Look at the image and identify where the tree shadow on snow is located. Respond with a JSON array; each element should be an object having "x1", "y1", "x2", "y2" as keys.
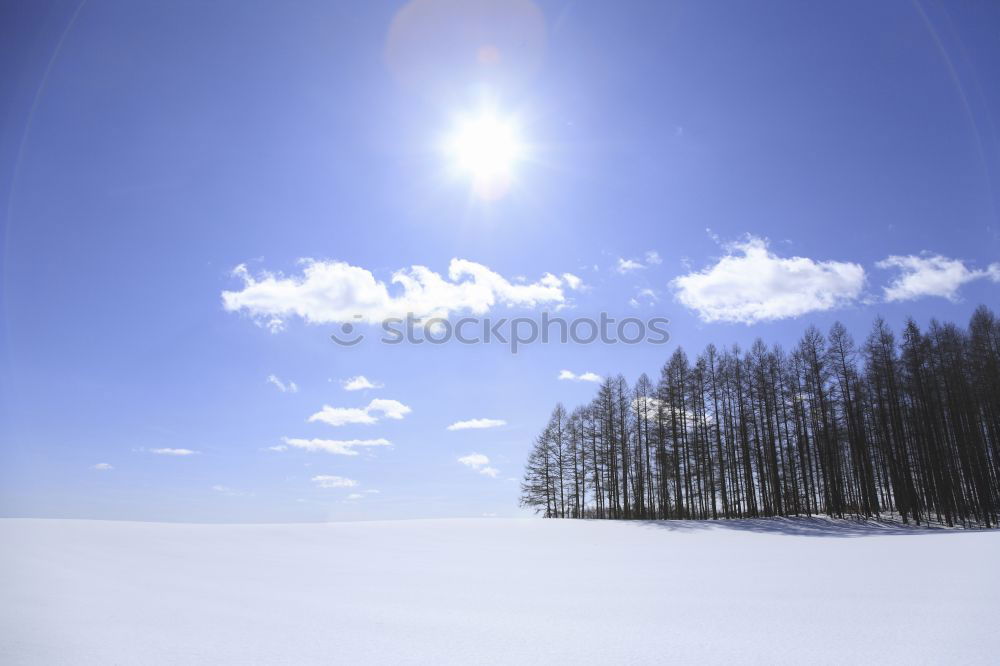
[{"x1": 631, "y1": 515, "x2": 993, "y2": 538}]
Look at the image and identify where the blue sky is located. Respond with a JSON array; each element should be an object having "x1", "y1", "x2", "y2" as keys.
[{"x1": 2, "y1": 0, "x2": 998, "y2": 522}]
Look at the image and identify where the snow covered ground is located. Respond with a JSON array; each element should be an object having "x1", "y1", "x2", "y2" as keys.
[{"x1": 1, "y1": 517, "x2": 997, "y2": 665}]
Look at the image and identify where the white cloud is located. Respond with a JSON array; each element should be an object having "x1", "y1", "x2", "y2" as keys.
[
  {"x1": 458, "y1": 453, "x2": 490, "y2": 467},
  {"x1": 616, "y1": 251, "x2": 661, "y2": 275},
  {"x1": 558, "y1": 370, "x2": 602, "y2": 383},
  {"x1": 629, "y1": 288, "x2": 658, "y2": 308},
  {"x1": 458, "y1": 453, "x2": 499, "y2": 477},
  {"x1": 150, "y1": 448, "x2": 198, "y2": 456},
  {"x1": 308, "y1": 405, "x2": 375, "y2": 427},
  {"x1": 342, "y1": 375, "x2": 382, "y2": 391},
  {"x1": 364, "y1": 489, "x2": 380, "y2": 494},
  {"x1": 211, "y1": 485, "x2": 252, "y2": 497},
  {"x1": 447, "y1": 418, "x2": 507, "y2": 431},
  {"x1": 346, "y1": 493, "x2": 364, "y2": 500},
  {"x1": 633, "y1": 395, "x2": 662, "y2": 412},
  {"x1": 91, "y1": 463, "x2": 113, "y2": 471},
  {"x1": 311, "y1": 475, "x2": 358, "y2": 488},
  {"x1": 671, "y1": 236, "x2": 865, "y2": 324},
  {"x1": 561, "y1": 273, "x2": 584, "y2": 290},
  {"x1": 307, "y1": 398, "x2": 412, "y2": 427},
  {"x1": 281, "y1": 437, "x2": 392, "y2": 456},
  {"x1": 266, "y1": 374, "x2": 298, "y2": 393},
  {"x1": 365, "y1": 398, "x2": 411, "y2": 420},
  {"x1": 616, "y1": 258, "x2": 645, "y2": 273},
  {"x1": 876, "y1": 254, "x2": 1000, "y2": 302},
  {"x1": 222, "y1": 258, "x2": 574, "y2": 330}
]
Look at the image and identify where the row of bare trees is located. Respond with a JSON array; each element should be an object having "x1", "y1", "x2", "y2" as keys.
[{"x1": 521, "y1": 307, "x2": 1000, "y2": 527}]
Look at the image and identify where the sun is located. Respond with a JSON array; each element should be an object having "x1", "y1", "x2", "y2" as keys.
[{"x1": 444, "y1": 108, "x2": 527, "y2": 200}]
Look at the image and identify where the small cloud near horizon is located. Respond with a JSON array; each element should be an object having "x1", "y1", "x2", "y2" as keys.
[
  {"x1": 876, "y1": 253, "x2": 1000, "y2": 302},
  {"x1": 558, "y1": 370, "x2": 602, "y2": 383},
  {"x1": 267, "y1": 374, "x2": 298, "y2": 393},
  {"x1": 458, "y1": 453, "x2": 500, "y2": 478},
  {"x1": 150, "y1": 448, "x2": 199, "y2": 456},
  {"x1": 616, "y1": 250, "x2": 661, "y2": 274},
  {"x1": 311, "y1": 475, "x2": 358, "y2": 488},
  {"x1": 279, "y1": 437, "x2": 392, "y2": 456},
  {"x1": 447, "y1": 418, "x2": 507, "y2": 431},
  {"x1": 342, "y1": 375, "x2": 383, "y2": 391},
  {"x1": 308, "y1": 398, "x2": 411, "y2": 427}
]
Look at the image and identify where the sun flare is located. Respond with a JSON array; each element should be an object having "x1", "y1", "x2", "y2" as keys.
[{"x1": 444, "y1": 109, "x2": 527, "y2": 200}]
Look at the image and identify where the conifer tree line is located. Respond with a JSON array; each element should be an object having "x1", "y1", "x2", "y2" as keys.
[{"x1": 520, "y1": 306, "x2": 1000, "y2": 527}]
